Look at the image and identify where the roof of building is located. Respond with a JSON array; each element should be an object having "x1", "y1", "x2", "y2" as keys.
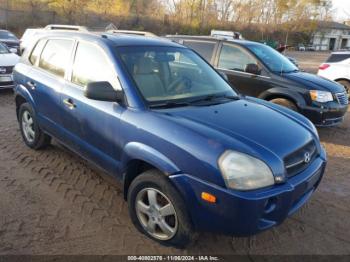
[
  {"x1": 332, "y1": 51, "x2": 350, "y2": 54},
  {"x1": 317, "y1": 21, "x2": 350, "y2": 30}
]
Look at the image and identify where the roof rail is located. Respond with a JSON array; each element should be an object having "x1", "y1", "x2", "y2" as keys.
[
  {"x1": 44, "y1": 24, "x2": 89, "y2": 32},
  {"x1": 106, "y1": 29, "x2": 157, "y2": 37}
]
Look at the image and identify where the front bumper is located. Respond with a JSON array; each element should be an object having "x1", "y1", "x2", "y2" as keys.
[
  {"x1": 300, "y1": 102, "x2": 348, "y2": 127},
  {"x1": 170, "y1": 154, "x2": 326, "y2": 236},
  {"x1": 0, "y1": 74, "x2": 14, "y2": 89}
]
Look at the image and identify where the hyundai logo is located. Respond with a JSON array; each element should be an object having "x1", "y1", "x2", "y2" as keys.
[
  {"x1": 0, "y1": 67, "x2": 6, "y2": 74},
  {"x1": 304, "y1": 152, "x2": 311, "y2": 163}
]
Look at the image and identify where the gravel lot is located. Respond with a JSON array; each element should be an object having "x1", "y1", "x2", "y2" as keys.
[
  {"x1": 285, "y1": 51, "x2": 330, "y2": 73},
  {"x1": 0, "y1": 52, "x2": 349, "y2": 255}
]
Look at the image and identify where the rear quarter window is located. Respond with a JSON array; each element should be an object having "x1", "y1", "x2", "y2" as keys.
[
  {"x1": 183, "y1": 40, "x2": 216, "y2": 62},
  {"x1": 326, "y1": 54, "x2": 350, "y2": 63},
  {"x1": 38, "y1": 39, "x2": 74, "y2": 77}
]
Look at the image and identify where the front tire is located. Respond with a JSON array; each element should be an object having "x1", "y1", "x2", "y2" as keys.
[
  {"x1": 270, "y1": 98, "x2": 298, "y2": 112},
  {"x1": 336, "y1": 80, "x2": 350, "y2": 98},
  {"x1": 127, "y1": 169, "x2": 196, "y2": 248},
  {"x1": 18, "y1": 103, "x2": 51, "y2": 150}
]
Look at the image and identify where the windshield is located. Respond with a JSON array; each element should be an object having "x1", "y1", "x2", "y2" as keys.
[
  {"x1": 117, "y1": 46, "x2": 237, "y2": 105},
  {"x1": 0, "y1": 43, "x2": 9, "y2": 54},
  {"x1": 0, "y1": 31, "x2": 18, "y2": 40},
  {"x1": 246, "y1": 43, "x2": 298, "y2": 73}
]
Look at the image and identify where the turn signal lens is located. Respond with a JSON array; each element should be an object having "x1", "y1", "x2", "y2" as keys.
[
  {"x1": 310, "y1": 90, "x2": 318, "y2": 101},
  {"x1": 201, "y1": 192, "x2": 216, "y2": 203}
]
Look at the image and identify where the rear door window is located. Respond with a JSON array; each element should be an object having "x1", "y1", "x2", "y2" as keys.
[
  {"x1": 29, "y1": 39, "x2": 46, "y2": 65},
  {"x1": 39, "y1": 39, "x2": 74, "y2": 77},
  {"x1": 183, "y1": 40, "x2": 216, "y2": 62},
  {"x1": 326, "y1": 54, "x2": 350, "y2": 63}
]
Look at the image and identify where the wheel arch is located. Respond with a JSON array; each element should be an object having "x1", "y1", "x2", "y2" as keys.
[
  {"x1": 14, "y1": 85, "x2": 36, "y2": 119},
  {"x1": 334, "y1": 78, "x2": 350, "y2": 83},
  {"x1": 259, "y1": 87, "x2": 306, "y2": 108},
  {"x1": 121, "y1": 142, "x2": 181, "y2": 200},
  {"x1": 15, "y1": 95, "x2": 27, "y2": 120}
]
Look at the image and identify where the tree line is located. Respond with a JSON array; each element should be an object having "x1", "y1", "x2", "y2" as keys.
[{"x1": 0, "y1": 0, "x2": 334, "y2": 44}]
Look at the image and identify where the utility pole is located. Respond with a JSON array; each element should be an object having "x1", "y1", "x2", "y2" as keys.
[{"x1": 5, "y1": 0, "x2": 9, "y2": 29}]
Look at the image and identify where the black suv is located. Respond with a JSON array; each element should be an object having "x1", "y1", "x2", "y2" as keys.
[{"x1": 167, "y1": 36, "x2": 348, "y2": 127}]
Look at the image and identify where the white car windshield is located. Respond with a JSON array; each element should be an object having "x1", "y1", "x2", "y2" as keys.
[
  {"x1": 0, "y1": 31, "x2": 18, "y2": 40},
  {"x1": 0, "y1": 43, "x2": 9, "y2": 54},
  {"x1": 117, "y1": 46, "x2": 238, "y2": 106}
]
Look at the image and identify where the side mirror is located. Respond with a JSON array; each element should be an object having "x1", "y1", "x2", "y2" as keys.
[
  {"x1": 84, "y1": 81, "x2": 124, "y2": 103},
  {"x1": 218, "y1": 71, "x2": 229, "y2": 81},
  {"x1": 245, "y1": 63, "x2": 261, "y2": 75}
]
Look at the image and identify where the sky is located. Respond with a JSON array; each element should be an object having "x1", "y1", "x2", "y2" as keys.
[{"x1": 332, "y1": 0, "x2": 350, "y2": 21}]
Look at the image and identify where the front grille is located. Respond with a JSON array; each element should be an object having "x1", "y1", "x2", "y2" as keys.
[
  {"x1": 0, "y1": 66, "x2": 14, "y2": 74},
  {"x1": 335, "y1": 92, "x2": 349, "y2": 105},
  {"x1": 284, "y1": 140, "x2": 318, "y2": 178},
  {"x1": 4, "y1": 42, "x2": 19, "y2": 48}
]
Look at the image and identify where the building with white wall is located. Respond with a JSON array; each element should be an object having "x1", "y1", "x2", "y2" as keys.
[{"x1": 312, "y1": 21, "x2": 350, "y2": 51}]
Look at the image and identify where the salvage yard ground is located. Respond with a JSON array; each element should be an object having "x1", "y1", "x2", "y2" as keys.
[{"x1": 0, "y1": 51, "x2": 349, "y2": 255}]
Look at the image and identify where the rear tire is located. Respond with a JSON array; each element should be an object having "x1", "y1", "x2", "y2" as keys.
[
  {"x1": 270, "y1": 98, "x2": 298, "y2": 112},
  {"x1": 18, "y1": 103, "x2": 51, "y2": 150},
  {"x1": 336, "y1": 80, "x2": 350, "y2": 98},
  {"x1": 127, "y1": 169, "x2": 196, "y2": 248}
]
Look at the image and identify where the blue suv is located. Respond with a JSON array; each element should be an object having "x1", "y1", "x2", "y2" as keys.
[{"x1": 13, "y1": 31, "x2": 326, "y2": 247}]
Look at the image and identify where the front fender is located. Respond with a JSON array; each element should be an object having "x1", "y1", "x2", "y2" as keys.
[
  {"x1": 121, "y1": 142, "x2": 180, "y2": 175},
  {"x1": 259, "y1": 87, "x2": 306, "y2": 108}
]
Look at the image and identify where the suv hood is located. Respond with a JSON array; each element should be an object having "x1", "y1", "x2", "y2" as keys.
[
  {"x1": 282, "y1": 71, "x2": 344, "y2": 93},
  {"x1": 160, "y1": 99, "x2": 314, "y2": 159},
  {"x1": 0, "y1": 53, "x2": 19, "y2": 66}
]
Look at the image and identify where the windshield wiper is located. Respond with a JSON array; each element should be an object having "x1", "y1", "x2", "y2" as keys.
[
  {"x1": 190, "y1": 94, "x2": 240, "y2": 104},
  {"x1": 149, "y1": 94, "x2": 240, "y2": 109},
  {"x1": 149, "y1": 101, "x2": 191, "y2": 109},
  {"x1": 279, "y1": 69, "x2": 299, "y2": 74}
]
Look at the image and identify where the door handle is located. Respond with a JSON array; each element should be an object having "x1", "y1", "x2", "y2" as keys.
[
  {"x1": 27, "y1": 81, "x2": 36, "y2": 90},
  {"x1": 63, "y1": 98, "x2": 76, "y2": 110}
]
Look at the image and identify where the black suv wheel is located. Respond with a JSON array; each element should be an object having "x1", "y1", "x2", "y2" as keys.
[{"x1": 270, "y1": 98, "x2": 298, "y2": 112}]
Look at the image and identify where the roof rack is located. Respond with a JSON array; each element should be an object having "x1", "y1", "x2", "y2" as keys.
[
  {"x1": 106, "y1": 29, "x2": 157, "y2": 37},
  {"x1": 44, "y1": 24, "x2": 89, "y2": 32}
]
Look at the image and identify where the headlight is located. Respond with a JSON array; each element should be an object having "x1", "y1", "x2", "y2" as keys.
[
  {"x1": 310, "y1": 90, "x2": 333, "y2": 103},
  {"x1": 218, "y1": 151, "x2": 274, "y2": 191}
]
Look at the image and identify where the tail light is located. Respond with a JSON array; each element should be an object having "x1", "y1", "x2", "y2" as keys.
[{"x1": 319, "y1": 64, "x2": 330, "y2": 70}]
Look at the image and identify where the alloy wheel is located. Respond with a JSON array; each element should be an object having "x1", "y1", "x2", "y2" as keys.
[
  {"x1": 135, "y1": 188, "x2": 178, "y2": 240},
  {"x1": 22, "y1": 110, "x2": 35, "y2": 143}
]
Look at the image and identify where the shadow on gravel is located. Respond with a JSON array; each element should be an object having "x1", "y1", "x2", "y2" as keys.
[
  {"x1": 318, "y1": 125, "x2": 350, "y2": 148},
  {"x1": 0, "y1": 89, "x2": 14, "y2": 95}
]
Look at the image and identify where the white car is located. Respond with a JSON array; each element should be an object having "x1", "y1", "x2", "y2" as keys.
[
  {"x1": 0, "y1": 42, "x2": 20, "y2": 89},
  {"x1": 20, "y1": 25, "x2": 88, "y2": 54},
  {"x1": 20, "y1": 28, "x2": 45, "y2": 54},
  {"x1": 317, "y1": 51, "x2": 350, "y2": 95}
]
